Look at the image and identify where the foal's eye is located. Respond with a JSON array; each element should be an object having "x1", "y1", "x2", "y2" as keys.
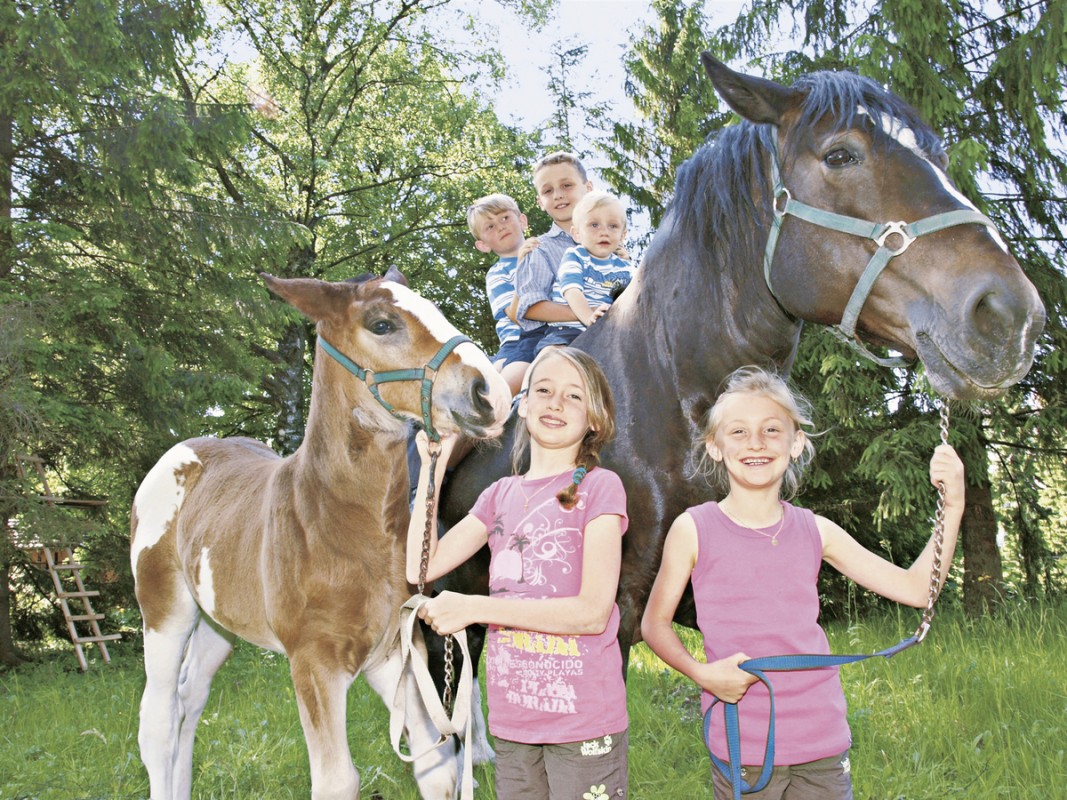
[
  {"x1": 825, "y1": 148, "x2": 858, "y2": 168},
  {"x1": 367, "y1": 319, "x2": 396, "y2": 336}
]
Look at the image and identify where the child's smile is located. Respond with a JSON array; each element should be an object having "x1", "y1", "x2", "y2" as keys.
[{"x1": 708, "y1": 393, "x2": 805, "y2": 490}]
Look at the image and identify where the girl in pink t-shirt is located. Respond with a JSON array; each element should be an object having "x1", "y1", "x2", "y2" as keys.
[
  {"x1": 641, "y1": 366, "x2": 965, "y2": 800},
  {"x1": 407, "y1": 347, "x2": 629, "y2": 800}
]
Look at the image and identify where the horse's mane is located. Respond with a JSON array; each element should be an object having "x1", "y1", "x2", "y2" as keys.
[{"x1": 669, "y1": 69, "x2": 945, "y2": 271}]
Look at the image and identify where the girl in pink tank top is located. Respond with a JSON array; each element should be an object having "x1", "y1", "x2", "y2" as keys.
[{"x1": 641, "y1": 366, "x2": 965, "y2": 799}]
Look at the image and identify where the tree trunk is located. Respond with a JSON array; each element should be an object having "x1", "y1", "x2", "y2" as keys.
[
  {"x1": 0, "y1": 108, "x2": 13, "y2": 279},
  {"x1": 0, "y1": 560, "x2": 28, "y2": 667},
  {"x1": 269, "y1": 320, "x2": 307, "y2": 456},
  {"x1": 961, "y1": 480, "x2": 1004, "y2": 617}
]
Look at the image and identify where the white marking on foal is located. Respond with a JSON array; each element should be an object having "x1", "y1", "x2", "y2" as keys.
[
  {"x1": 384, "y1": 281, "x2": 496, "y2": 371},
  {"x1": 196, "y1": 548, "x2": 217, "y2": 618},
  {"x1": 131, "y1": 443, "x2": 200, "y2": 573}
]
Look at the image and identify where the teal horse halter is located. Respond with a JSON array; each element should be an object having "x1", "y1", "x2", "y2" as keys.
[
  {"x1": 317, "y1": 334, "x2": 470, "y2": 442},
  {"x1": 763, "y1": 127, "x2": 1001, "y2": 367}
]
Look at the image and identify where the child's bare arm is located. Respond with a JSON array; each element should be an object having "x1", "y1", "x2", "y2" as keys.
[
  {"x1": 563, "y1": 288, "x2": 596, "y2": 326},
  {"x1": 821, "y1": 443, "x2": 965, "y2": 607},
  {"x1": 642, "y1": 516, "x2": 758, "y2": 702}
]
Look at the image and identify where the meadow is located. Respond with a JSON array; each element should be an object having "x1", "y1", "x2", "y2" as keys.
[{"x1": 1, "y1": 603, "x2": 1063, "y2": 799}]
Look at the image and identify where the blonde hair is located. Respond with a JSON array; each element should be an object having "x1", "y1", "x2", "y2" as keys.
[
  {"x1": 532, "y1": 151, "x2": 588, "y2": 182},
  {"x1": 572, "y1": 191, "x2": 627, "y2": 230},
  {"x1": 466, "y1": 193, "x2": 521, "y2": 239},
  {"x1": 697, "y1": 365, "x2": 816, "y2": 500},
  {"x1": 511, "y1": 348, "x2": 616, "y2": 509}
]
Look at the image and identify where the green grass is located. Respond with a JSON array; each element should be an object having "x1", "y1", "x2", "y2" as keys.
[{"x1": 2, "y1": 603, "x2": 1064, "y2": 799}]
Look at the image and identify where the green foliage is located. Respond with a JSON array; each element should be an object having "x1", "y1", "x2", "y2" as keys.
[
  {"x1": 180, "y1": 0, "x2": 551, "y2": 451},
  {"x1": 598, "y1": 0, "x2": 728, "y2": 240}
]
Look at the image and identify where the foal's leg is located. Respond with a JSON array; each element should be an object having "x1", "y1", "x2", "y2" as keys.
[
  {"x1": 467, "y1": 680, "x2": 495, "y2": 766},
  {"x1": 172, "y1": 617, "x2": 236, "y2": 799},
  {"x1": 138, "y1": 585, "x2": 201, "y2": 800},
  {"x1": 363, "y1": 645, "x2": 459, "y2": 800},
  {"x1": 289, "y1": 653, "x2": 361, "y2": 800}
]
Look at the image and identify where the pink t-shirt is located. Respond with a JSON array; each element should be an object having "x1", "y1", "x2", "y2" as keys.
[
  {"x1": 690, "y1": 501, "x2": 851, "y2": 765},
  {"x1": 470, "y1": 466, "x2": 629, "y2": 744}
]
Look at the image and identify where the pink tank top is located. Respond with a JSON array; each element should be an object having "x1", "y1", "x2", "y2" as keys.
[{"x1": 690, "y1": 501, "x2": 851, "y2": 765}]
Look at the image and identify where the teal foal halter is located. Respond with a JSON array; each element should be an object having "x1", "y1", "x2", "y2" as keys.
[
  {"x1": 317, "y1": 334, "x2": 470, "y2": 442},
  {"x1": 762, "y1": 128, "x2": 1002, "y2": 367}
]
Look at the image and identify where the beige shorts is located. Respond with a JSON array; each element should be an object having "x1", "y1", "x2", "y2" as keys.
[
  {"x1": 711, "y1": 750, "x2": 853, "y2": 800},
  {"x1": 495, "y1": 729, "x2": 628, "y2": 800}
]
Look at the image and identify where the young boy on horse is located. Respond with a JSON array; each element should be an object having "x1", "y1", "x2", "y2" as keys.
[
  {"x1": 467, "y1": 193, "x2": 534, "y2": 396},
  {"x1": 512, "y1": 151, "x2": 593, "y2": 354}
]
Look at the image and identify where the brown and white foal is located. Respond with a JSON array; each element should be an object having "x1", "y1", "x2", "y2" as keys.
[{"x1": 131, "y1": 269, "x2": 510, "y2": 800}]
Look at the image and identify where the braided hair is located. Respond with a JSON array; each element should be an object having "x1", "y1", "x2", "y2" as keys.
[{"x1": 511, "y1": 347, "x2": 616, "y2": 509}]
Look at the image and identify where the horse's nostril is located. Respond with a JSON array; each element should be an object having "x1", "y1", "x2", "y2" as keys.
[
  {"x1": 470, "y1": 376, "x2": 490, "y2": 410},
  {"x1": 969, "y1": 286, "x2": 1016, "y2": 339}
]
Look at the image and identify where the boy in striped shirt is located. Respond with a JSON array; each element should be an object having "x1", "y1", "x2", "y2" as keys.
[{"x1": 468, "y1": 193, "x2": 537, "y2": 395}]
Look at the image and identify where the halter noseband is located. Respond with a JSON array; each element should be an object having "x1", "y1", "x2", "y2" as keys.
[
  {"x1": 763, "y1": 127, "x2": 1000, "y2": 368},
  {"x1": 317, "y1": 334, "x2": 470, "y2": 442}
]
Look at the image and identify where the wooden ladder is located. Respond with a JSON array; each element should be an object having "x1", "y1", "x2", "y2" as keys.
[
  {"x1": 15, "y1": 455, "x2": 120, "y2": 671},
  {"x1": 35, "y1": 545, "x2": 122, "y2": 671}
]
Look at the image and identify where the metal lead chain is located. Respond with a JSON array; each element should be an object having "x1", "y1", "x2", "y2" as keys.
[
  {"x1": 915, "y1": 401, "x2": 950, "y2": 642},
  {"x1": 417, "y1": 444, "x2": 455, "y2": 714},
  {"x1": 417, "y1": 447, "x2": 440, "y2": 597}
]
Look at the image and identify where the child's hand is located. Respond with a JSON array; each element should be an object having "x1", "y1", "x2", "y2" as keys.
[
  {"x1": 695, "y1": 652, "x2": 758, "y2": 704},
  {"x1": 613, "y1": 244, "x2": 630, "y2": 261},
  {"x1": 518, "y1": 237, "x2": 542, "y2": 261},
  {"x1": 414, "y1": 430, "x2": 459, "y2": 465},
  {"x1": 588, "y1": 303, "x2": 611, "y2": 324},
  {"x1": 417, "y1": 590, "x2": 475, "y2": 635},
  {"x1": 930, "y1": 443, "x2": 965, "y2": 510}
]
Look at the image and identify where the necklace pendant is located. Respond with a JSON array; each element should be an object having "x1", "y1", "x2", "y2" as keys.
[{"x1": 772, "y1": 538, "x2": 779, "y2": 546}]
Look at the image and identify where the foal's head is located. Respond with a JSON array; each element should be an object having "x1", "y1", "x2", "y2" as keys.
[{"x1": 262, "y1": 268, "x2": 511, "y2": 440}]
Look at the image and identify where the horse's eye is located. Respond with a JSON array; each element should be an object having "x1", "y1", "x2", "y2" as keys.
[
  {"x1": 825, "y1": 148, "x2": 857, "y2": 168},
  {"x1": 367, "y1": 319, "x2": 396, "y2": 336}
]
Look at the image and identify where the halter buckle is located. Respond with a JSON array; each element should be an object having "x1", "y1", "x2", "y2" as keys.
[
  {"x1": 773, "y1": 186, "x2": 791, "y2": 219},
  {"x1": 875, "y1": 221, "x2": 915, "y2": 255}
]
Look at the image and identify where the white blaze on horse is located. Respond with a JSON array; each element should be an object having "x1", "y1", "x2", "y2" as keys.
[{"x1": 131, "y1": 268, "x2": 511, "y2": 800}]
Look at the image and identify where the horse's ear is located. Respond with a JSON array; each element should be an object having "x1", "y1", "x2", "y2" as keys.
[
  {"x1": 701, "y1": 52, "x2": 798, "y2": 126},
  {"x1": 383, "y1": 266, "x2": 408, "y2": 287},
  {"x1": 260, "y1": 272, "x2": 349, "y2": 322}
]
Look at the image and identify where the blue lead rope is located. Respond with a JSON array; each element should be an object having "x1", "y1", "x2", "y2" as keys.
[{"x1": 704, "y1": 634, "x2": 922, "y2": 799}]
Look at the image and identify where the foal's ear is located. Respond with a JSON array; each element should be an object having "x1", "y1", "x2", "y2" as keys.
[
  {"x1": 701, "y1": 52, "x2": 798, "y2": 126},
  {"x1": 383, "y1": 266, "x2": 409, "y2": 287},
  {"x1": 260, "y1": 273, "x2": 351, "y2": 322}
]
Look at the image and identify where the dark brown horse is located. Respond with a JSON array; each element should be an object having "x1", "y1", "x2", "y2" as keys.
[
  {"x1": 131, "y1": 269, "x2": 512, "y2": 800},
  {"x1": 434, "y1": 55, "x2": 1045, "y2": 752}
]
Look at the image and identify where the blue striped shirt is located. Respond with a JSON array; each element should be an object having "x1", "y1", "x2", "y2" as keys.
[
  {"x1": 486, "y1": 257, "x2": 521, "y2": 344},
  {"x1": 551, "y1": 246, "x2": 635, "y2": 329}
]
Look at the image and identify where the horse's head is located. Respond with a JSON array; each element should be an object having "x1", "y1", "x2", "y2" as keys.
[
  {"x1": 261, "y1": 269, "x2": 511, "y2": 440},
  {"x1": 702, "y1": 54, "x2": 1045, "y2": 400}
]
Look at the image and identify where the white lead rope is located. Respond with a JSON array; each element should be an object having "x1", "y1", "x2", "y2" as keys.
[{"x1": 389, "y1": 593, "x2": 475, "y2": 800}]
